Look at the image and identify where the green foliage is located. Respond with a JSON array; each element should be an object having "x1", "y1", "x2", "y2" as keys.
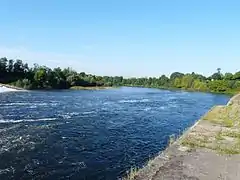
[
  {"x1": 224, "y1": 73, "x2": 233, "y2": 80},
  {"x1": 193, "y1": 79, "x2": 208, "y2": 91},
  {"x1": 173, "y1": 78, "x2": 182, "y2": 88},
  {"x1": 120, "y1": 71, "x2": 240, "y2": 94},
  {"x1": 170, "y1": 72, "x2": 184, "y2": 80},
  {"x1": 0, "y1": 57, "x2": 111, "y2": 89},
  {"x1": 233, "y1": 71, "x2": 240, "y2": 80},
  {"x1": 207, "y1": 80, "x2": 229, "y2": 92},
  {"x1": 181, "y1": 75, "x2": 194, "y2": 89},
  {"x1": 209, "y1": 73, "x2": 222, "y2": 80},
  {"x1": 0, "y1": 57, "x2": 239, "y2": 93}
]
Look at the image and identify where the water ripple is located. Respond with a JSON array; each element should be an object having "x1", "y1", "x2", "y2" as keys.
[{"x1": 0, "y1": 87, "x2": 230, "y2": 179}]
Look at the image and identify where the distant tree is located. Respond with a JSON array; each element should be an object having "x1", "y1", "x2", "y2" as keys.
[
  {"x1": 208, "y1": 80, "x2": 228, "y2": 92},
  {"x1": 79, "y1": 72, "x2": 86, "y2": 77},
  {"x1": 158, "y1": 75, "x2": 169, "y2": 86},
  {"x1": 0, "y1": 56, "x2": 239, "y2": 94},
  {"x1": 181, "y1": 75, "x2": 194, "y2": 89},
  {"x1": 209, "y1": 73, "x2": 222, "y2": 80},
  {"x1": 173, "y1": 78, "x2": 182, "y2": 88},
  {"x1": 0, "y1": 57, "x2": 8, "y2": 74},
  {"x1": 217, "y1": 68, "x2": 221, "y2": 74},
  {"x1": 193, "y1": 79, "x2": 208, "y2": 91},
  {"x1": 34, "y1": 67, "x2": 49, "y2": 88},
  {"x1": 170, "y1": 72, "x2": 184, "y2": 80},
  {"x1": 233, "y1": 71, "x2": 240, "y2": 80},
  {"x1": 224, "y1": 73, "x2": 233, "y2": 80},
  {"x1": 7, "y1": 59, "x2": 14, "y2": 73}
]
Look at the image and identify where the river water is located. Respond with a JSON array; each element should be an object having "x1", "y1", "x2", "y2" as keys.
[{"x1": 0, "y1": 87, "x2": 230, "y2": 180}]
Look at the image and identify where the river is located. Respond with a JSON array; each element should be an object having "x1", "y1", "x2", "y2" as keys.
[{"x1": 0, "y1": 87, "x2": 230, "y2": 180}]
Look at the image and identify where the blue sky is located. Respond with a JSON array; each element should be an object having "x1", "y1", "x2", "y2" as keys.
[{"x1": 0, "y1": 0, "x2": 239, "y2": 77}]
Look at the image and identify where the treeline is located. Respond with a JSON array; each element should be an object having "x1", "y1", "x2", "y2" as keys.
[
  {"x1": 0, "y1": 57, "x2": 108, "y2": 89},
  {"x1": 0, "y1": 57, "x2": 240, "y2": 93},
  {"x1": 121, "y1": 71, "x2": 240, "y2": 94}
]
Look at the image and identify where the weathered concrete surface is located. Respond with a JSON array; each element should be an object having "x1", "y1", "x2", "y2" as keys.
[
  {"x1": 228, "y1": 94, "x2": 240, "y2": 105},
  {"x1": 133, "y1": 94, "x2": 240, "y2": 180}
]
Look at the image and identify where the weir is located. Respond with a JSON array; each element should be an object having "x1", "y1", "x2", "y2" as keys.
[{"x1": 0, "y1": 83, "x2": 24, "y2": 92}]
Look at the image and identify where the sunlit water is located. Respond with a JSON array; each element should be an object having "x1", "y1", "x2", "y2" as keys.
[{"x1": 0, "y1": 87, "x2": 230, "y2": 180}]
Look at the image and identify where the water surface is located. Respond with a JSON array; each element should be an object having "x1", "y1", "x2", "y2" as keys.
[{"x1": 0, "y1": 87, "x2": 230, "y2": 179}]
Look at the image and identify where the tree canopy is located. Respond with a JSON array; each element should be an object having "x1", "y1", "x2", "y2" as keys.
[{"x1": 0, "y1": 57, "x2": 239, "y2": 94}]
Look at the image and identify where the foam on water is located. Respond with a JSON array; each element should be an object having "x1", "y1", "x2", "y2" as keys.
[
  {"x1": 0, "y1": 118, "x2": 57, "y2": 124},
  {"x1": 0, "y1": 86, "x2": 19, "y2": 93},
  {"x1": 3, "y1": 102, "x2": 55, "y2": 106},
  {"x1": 119, "y1": 99, "x2": 149, "y2": 103},
  {"x1": 4, "y1": 102, "x2": 33, "y2": 106},
  {"x1": 0, "y1": 87, "x2": 230, "y2": 180},
  {"x1": 59, "y1": 114, "x2": 72, "y2": 119},
  {"x1": 144, "y1": 107, "x2": 151, "y2": 111},
  {"x1": 82, "y1": 111, "x2": 95, "y2": 115},
  {"x1": 69, "y1": 112, "x2": 80, "y2": 116},
  {"x1": 159, "y1": 106, "x2": 166, "y2": 110},
  {"x1": 0, "y1": 167, "x2": 15, "y2": 175}
]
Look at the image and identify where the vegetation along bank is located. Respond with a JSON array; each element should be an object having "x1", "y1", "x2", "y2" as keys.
[{"x1": 0, "y1": 57, "x2": 240, "y2": 94}]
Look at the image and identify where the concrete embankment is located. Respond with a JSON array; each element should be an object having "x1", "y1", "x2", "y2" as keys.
[
  {"x1": 0, "y1": 83, "x2": 24, "y2": 92},
  {"x1": 129, "y1": 94, "x2": 240, "y2": 180}
]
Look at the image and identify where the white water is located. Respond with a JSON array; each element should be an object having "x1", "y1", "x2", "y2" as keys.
[
  {"x1": 0, "y1": 85, "x2": 19, "y2": 93},
  {"x1": 0, "y1": 118, "x2": 57, "y2": 124}
]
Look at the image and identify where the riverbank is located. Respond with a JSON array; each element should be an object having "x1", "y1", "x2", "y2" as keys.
[
  {"x1": 0, "y1": 82, "x2": 114, "y2": 91},
  {"x1": 126, "y1": 85, "x2": 239, "y2": 95},
  {"x1": 126, "y1": 94, "x2": 240, "y2": 180}
]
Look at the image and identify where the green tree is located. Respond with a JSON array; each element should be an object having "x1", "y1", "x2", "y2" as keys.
[
  {"x1": 193, "y1": 79, "x2": 208, "y2": 91},
  {"x1": 233, "y1": 72, "x2": 240, "y2": 80},
  {"x1": 224, "y1": 73, "x2": 233, "y2": 80},
  {"x1": 181, "y1": 75, "x2": 194, "y2": 89},
  {"x1": 7, "y1": 59, "x2": 14, "y2": 73},
  {"x1": 34, "y1": 67, "x2": 48, "y2": 88},
  {"x1": 209, "y1": 73, "x2": 222, "y2": 80},
  {"x1": 170, "y1": 72, "x2": 184, "y2": 80},
  {"x1": 173, "y1": 78, "x2": 182, "y2": 88}
]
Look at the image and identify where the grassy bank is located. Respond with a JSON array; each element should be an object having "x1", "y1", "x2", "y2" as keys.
[{"x1": 181, "y1": 99, "x2": 240, "y2": 154}]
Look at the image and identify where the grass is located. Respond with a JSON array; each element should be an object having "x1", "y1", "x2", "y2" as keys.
[
  {"x1": 215, "y1": 132, "x2": 225, "y2": 141},
  {"x1": 220, "y1": 131, "x2": 240, "y2": 139},
  {"x1": 180, "y1": 125, "x2": 240, "y2": 155},
  {"x1": 181, "y1": 135, "x2": 210, "y2": 149},
  {"x1": 202, "y1": 105, "x2": 240, "y2": 128},
  {"x1": 123, "y1": 167, "x2": 139, "y2": 180},
  {"x1": 180, "y1": 97, "x2": 240, "y2": 155},
  {"x1": 181, "y1": 133, "x2": 240, "y2": 155},
  {"x1": 217, "y1": 146, "x2": 240, "y2": 155},
  {"x1": 169, "y1": 134, "x2": 177, "y2": 145}
]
